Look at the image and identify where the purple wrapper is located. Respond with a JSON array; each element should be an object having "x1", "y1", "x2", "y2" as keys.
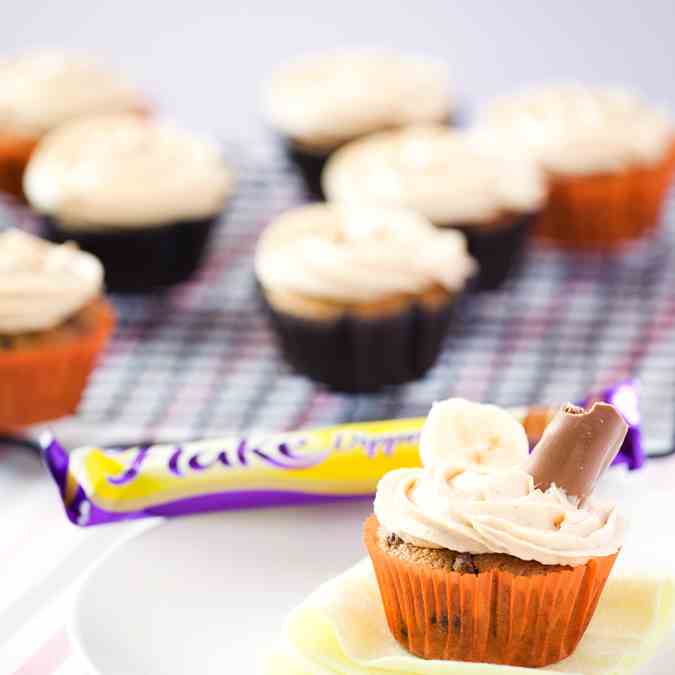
[
  {"x1": 584, "y1": 380, "x2": 645, "y2": 470},
  {"x1": 41, "y1": 382, "x2": 645, "y2": 527}
]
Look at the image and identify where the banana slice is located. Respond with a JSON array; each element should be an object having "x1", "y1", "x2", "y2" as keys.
[{"x1": 419, "y1": 398, "x2": 530, "y2": 469}]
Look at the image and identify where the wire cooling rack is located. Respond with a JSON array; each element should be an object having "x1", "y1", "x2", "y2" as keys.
[{"x1": 2, "y1": 142, "x2": 675, "y2": 455}]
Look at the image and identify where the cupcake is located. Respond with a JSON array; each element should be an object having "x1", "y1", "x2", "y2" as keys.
[
  {"x1": 323, "y1": 125, "x2": 547, "y2": 289},
  {"x1": 255, "y1": 203, "x2": 476, "y2": 392},
  {"x1": 0, "y1": 229, "x2": 114, "y2": 429},
  {"x1": 480, "y1": 84, "x2": 675, "y2": 249},
  {"x1": 0, "y1": 50, "x2": 147, "y2": 200},
  {"x1": 23, "y1": 114, "x2": 235, "y2": 292},
  {"x1": 262, "y1": 49, "x2": 455, "y2": 199},
  {"x1": 364, "y1": 398, "x2": 627, "y2": 667}
]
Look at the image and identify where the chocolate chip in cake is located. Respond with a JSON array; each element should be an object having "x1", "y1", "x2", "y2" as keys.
[
  {"x1": 0, "y1": 336, "x2": 14, "y2": 350},
  {"x1": 386, "y1": 532, "x2": 403, "y2": 546},
  {"x1": 452, "y1": 553, "x2": 478, "y2": 574}
]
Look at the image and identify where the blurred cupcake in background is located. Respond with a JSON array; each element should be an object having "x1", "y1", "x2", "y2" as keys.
[
  {"x1": 255, "y1": 203, "x2": 476, "y2": 392},
  {"x1": 0, "y1": 50, "x2": 148, "y2": 200},
  {"x1": 24, "y1": 114, "x2": 235, "y2": 292},
  {"x1": 480, "y1": 84, "x2": 675, "y2": 249},
  {"x1": 323, "y1": 125, "x2": 546, "y2": 289},
  {"x1": 262, "y1": 49, "x2": 455, "y2": 199},
  {"x1": 0, "y1": 229, "x2": 114, "y2": 429}
]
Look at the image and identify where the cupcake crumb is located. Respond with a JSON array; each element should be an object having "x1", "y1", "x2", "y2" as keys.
[{"x1": 377, "y1": 523, "x2": 571, "y2": 575}]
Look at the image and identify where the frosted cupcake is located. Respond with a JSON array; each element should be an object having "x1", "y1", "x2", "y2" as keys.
[
  {"x1": 24, "y1": 114, "x2": 235, "y2": 292},
  {"x1": 0, "y1": 50, "x2": 147, "y2": 200},
  {"x1": 323, "y1": 125, "x2": 546, "y2": 289},
  {"x1": 262, "y1": 49, "x2": 455, "y2": 199},
  {"x1": 480, "y1": 84, "x2": 675, "y2": 249},
  {"x1": 365, "y1": 398, "x2": 627, "y2": 667},
  {"x1": 0, "y1": 229, "x2": 114, "y2": 428},
  {"x1": 255, "y1": 203, "x2": 476, "y2": 392}
]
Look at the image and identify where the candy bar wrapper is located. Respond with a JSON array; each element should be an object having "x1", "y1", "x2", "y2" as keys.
[{"x1": 43, "y1": 382, "x2": 644, "y2": 527}]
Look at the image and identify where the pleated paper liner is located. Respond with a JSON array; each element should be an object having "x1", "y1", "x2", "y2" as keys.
[
  {"x1": 260, "y1": 287, "x2": 458, "y2": 393},
  {"x1": 0, "y1": 133, "x2": 38, "y2": 200},
  {"x1": 364, "y1": 515, "x2": 618, "y2": 668},
  {"x1": 283, "y1": 138, "x2": 331, "y2": 200},
  {"x1": 0, "y1": 298, "x2": 115, "y2": 429},
  {"x1": 446, "y1": 212, "x2": 535, "y2": 291},
  {"x1": 42, "y1": 211, "x2": 224, "y2": 293},
  {"x1": 534, "y1": 141, "x2": 675, "y2": 250}
]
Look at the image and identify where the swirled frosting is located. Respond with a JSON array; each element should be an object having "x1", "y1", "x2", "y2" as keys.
[
  {"x1": 262, "y1": 49, "x2": 454, "y2": 149},
  {"x1": 0, "y1": 50, "x2": 146, "y2": 137},
  {"x1": 24, "y1": 114, "x2": 234, "y2": 229},
  {"x1": 374, "y1": 398, "x2": 624, "y2": 566},
  {"x1": 0, "y1": 229, "x2": 103, "y2": 334},
  {"x1": 480, "y1": 84, "x2": 674, "y2": 175},
  {"x1": 255, "y1": 204, "x2": 476, "y2": 304},
  {"x1": 323, "y1": 126, "x2": 546, "y2": 225}
]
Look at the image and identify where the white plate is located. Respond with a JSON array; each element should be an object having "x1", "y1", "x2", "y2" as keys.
[
  {"x1": 70, "y1": 494, "x2": 675, "y2": 675},
  {"x1": 70, "y1": 501, "x2": 373, "y2": 675}
]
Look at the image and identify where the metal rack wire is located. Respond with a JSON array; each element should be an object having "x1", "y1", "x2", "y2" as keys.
[{"x1": 2, "y1": 143, "x2": 674, "y2": 455}]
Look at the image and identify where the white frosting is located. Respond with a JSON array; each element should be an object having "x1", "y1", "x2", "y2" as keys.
[
  {"x1": 262, "y1": 49, "x2": 454, "y2": 148},
  {"x1": 0, "y1": 50, "x2": 146, "y2": 137},
  {"x1": 374, "y1": 398, "x2": 624, "y2": 566},
  {"x1": 481, "y1": 84, "x2": 675, "y2": 175},
  {"x1": 323, "y1": 126, "x2": 547, "y2": 225},
  {"x1": 0, "y1": 229, "x2": 103, "y2": 334},
  {"x1": 23, "y1": 114, "x2": 235, "y2": 229},
  {"x1": 255, "y1": 204, "x2": 476, "y2": 304}
]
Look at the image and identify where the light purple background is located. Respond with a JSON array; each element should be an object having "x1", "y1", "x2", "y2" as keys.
[{"x1": 3, "y1": 1, "x2": 674, "y2": 140}]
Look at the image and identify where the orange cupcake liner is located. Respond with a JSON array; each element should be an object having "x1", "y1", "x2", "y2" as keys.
[
  {"x1": 0, "y1": 133, "x2": 39, "y2": 200},
  {"x1": 534, "y1": 140, "x2": 675, "y2": 250},
  {"x1": 364, "y1": 515, "x2": 618, "y2": 668},
  {"x1": 0, "y1": 299, "x2": 116, "y2": 430}
]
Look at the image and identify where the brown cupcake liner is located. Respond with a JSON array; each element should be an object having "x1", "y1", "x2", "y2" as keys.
[
  {"x1": 283, "y1": 139, "x2": 330, "y2": 200},
  {"x1": 43, "y1": 212, "x2": 223, "y2": 293},
  {"x1": 535, "y1": 141, "x2": 675, "y2": 250},
  {"x1": 260, "y1": 289, "x2": 458, "y2": 393},
  {"x1": 364, "y1": 515, "x2": 618, "y2": 668},
  {"x1": 0, "y1": 299, "x2": 115, "y2": 429},
  {"x1": 441, "y1": 213, "x2": 535, "y2": 290},
  {"x1": 0, "y1": 133, "x2": 39, "y2": 200}
]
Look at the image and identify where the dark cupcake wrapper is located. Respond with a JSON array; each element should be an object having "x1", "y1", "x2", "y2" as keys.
[
  {"x1": 444, "y1": 212, "x2": 536, "y2": 291},
  {"x1": 283, "y1": 140, "x2": 330, "y2": 201},
  {"x1": 42, "y1": 212, "x2": 225, "y2": 293},
  {"x1": 260, "y1": 287, "x2": 457, "y2": 393}
]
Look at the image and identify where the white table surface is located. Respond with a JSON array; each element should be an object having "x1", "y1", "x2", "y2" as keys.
[{"x1": 0, "y1": 441, "x2": 673, "y2": 675}]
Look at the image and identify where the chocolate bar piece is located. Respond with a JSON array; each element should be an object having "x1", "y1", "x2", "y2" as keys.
[{"x1": 528, "y1": 402, "x2": 628, "y2": 500}]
